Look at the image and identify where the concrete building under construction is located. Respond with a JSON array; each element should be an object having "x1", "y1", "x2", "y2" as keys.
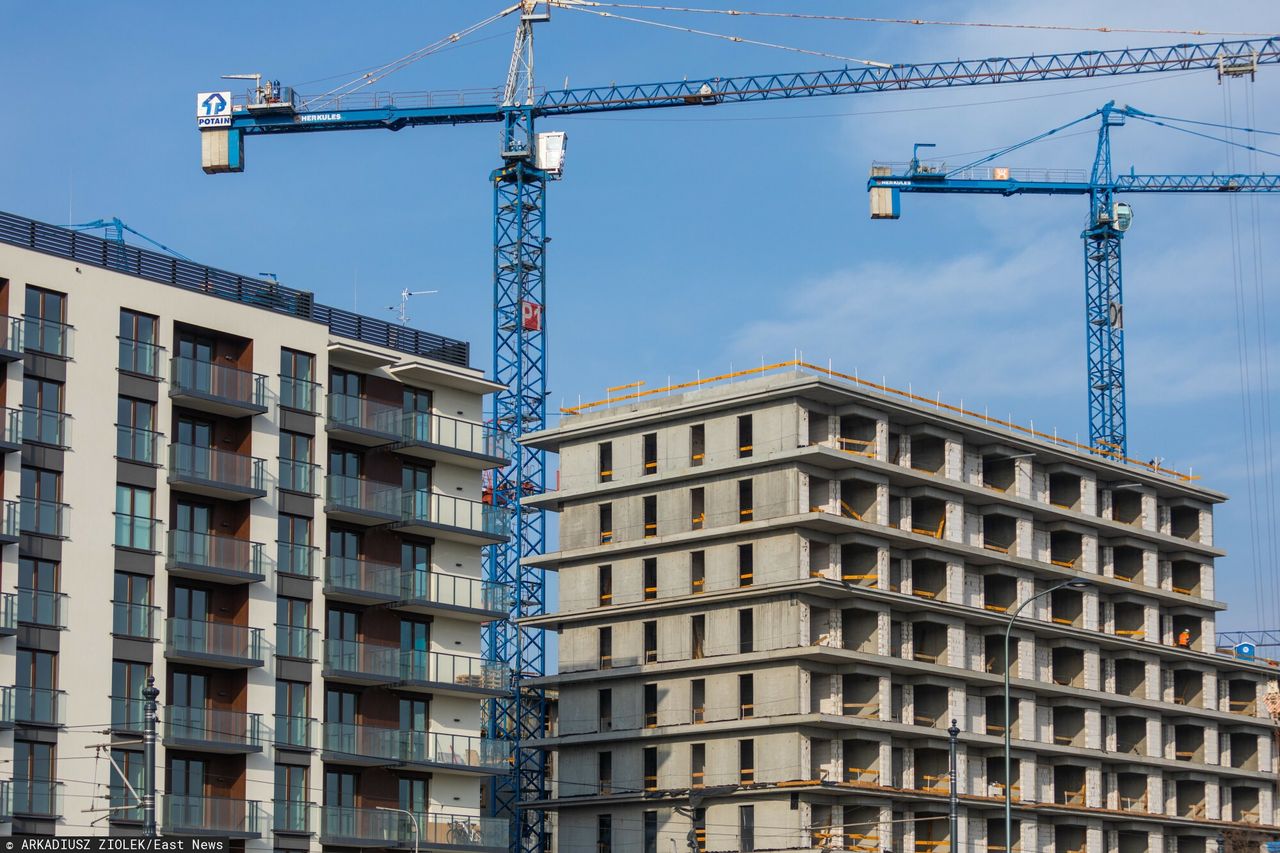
[{"x1": 523, "y1": 368, "x2": 1279, "y2": 853}]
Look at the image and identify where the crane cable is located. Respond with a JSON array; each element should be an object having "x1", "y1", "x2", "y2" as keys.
[
  {"x1": 553, "y1": 2, "x2": 1277, "y2": 37},
  {"x1": 301, "y1": 4, "x2": 523, "y2": 110},
  {"x1": 550, "y1": 0, "x2": 892, "y2": 68},
  {"x1": 1223, "y1": 81, "x2": 1271, "y2": 630}
]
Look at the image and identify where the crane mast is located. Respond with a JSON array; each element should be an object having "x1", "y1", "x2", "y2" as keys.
[{"x1": 195, "y1": 31, "x2": 1280, "y2": 853}]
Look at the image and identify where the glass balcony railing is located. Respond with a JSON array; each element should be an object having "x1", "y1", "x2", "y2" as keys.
[
  {"x1": 0, "y1": 780, "x2": 10, "y2": 822},
  {"x1": 114, "y1": 513, "x2": 158, "y2": 551},
  {"x1": 323, "y1": 638, "x2": 399, "y2": 680},
  {"x1": 274, "y1": 714, "x2": 315, "y2": 750},
  {"x1": 276, "y1": 624, "x2": 318, "y2": 660},
  {"x1": 321, "y1": 721, "x2": 401, "y2": 761},
  {"x1": 163, "y1": 795, "x2": 262, "y2": 836},
  {"x1": 0, "y1": 592, "x2": 16, "y2": 632},
  {"x1": 399, "y1": 569, "x2": 512, "y2": 613},
  {"x1": 0, "y1": 685, "x2": 13, "y2": 725},
  {"x1": 325, "y1": 556, "x2": 400, "y2": 598},
  {"x1": 112, "y1": 600, "x2": 160, "y2": 640},
  {"x1": 166, "y1": 618, "x2": 263, "y2": 664},
  {"x1": 164, "y1": 706, "x2": 262, "y2": 750},
  {"x1": 170, "y1": 444, "x2": 266, "y2": 493},
  {"x1": 0, "y1": 407, "x2": 16, "y2": 446},
  {"x1": 320, "y1": 807, "x2": 506, "y2": 848},
  {"x1": 119, "y1": 337, "x2": 164, "y2": 377},
  {"x1": 171, "y1": 356, "x2": 267, "y2": 410},
  {"x1": 21, "y1": 497, "x2": 66, "y2": 537},
  {"x1": 109, "y1": 785, "x2": 144, "y2": 823},
  {"x1": 401, "y1": 411, "x2": 511, "y2": 460},
  {"x1": 422, "y1": 813, "x2": 508, "y2": 849},
  {"x1": 0, "y1": 316, "x2": 22, "y2": 355},
  {"x1": 23, "y1": 315, "x2": 72, "y2": 358},
  {"x1": 277, "y1": 543, "x2": 318, "y2": 579},
  {"x1": 326, "y1": 393, "x2": 402, "y2": 438},
  {"x1": 20, "y1": 409, "x2": 69, "y2": 448},
  {"x1": 401, "y1": 492, "x2": 511, "y2": 539},
  {"x1": 279, "y1": 376, "x2": 320, "y2": 414},
  {"x1": 404, "y1": 731, "x2": 512, "y2": 771},
  {"x1": 13, "y1": 780, "x2": 63, "y2": 819},
  {"x1": 400, "y1": 650, "x2": 508, "y2": 692},
  {"x1": 111, "y1": 696, "x2": 146, "y2": 732},
  {"x1": 116, "y1": 425, "x2": 162, "y2": 464},
  {"x1": 273, "y1": 799, "x2": 314, "y2": 834},
  {"x1": 17, "y1": 588, "x2": 66, "y2": 628},
  {"x1": 167, "y1": 530, "x2": 264, "y2": 579},
  {"x1": 15, "y1": 686, "x2": 66, "y2": 726},
  {"x1": 279, "y1": 458, "x2": 319, "y2": 494},
  {"x1": 326, "y1": 475, "x2": 401, "y2": 518}
]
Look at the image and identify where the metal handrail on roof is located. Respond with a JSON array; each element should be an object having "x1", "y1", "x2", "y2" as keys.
[{"x1": 0, "y1": 210, "x2": 469, "y2": 368}]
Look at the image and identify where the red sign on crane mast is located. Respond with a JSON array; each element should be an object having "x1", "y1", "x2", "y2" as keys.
[{"x1": 522, "y1": 300, "x2": 543, "y2": 331}]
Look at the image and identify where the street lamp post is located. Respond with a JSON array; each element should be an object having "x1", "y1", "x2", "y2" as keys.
[
  {"x1": 1003, "y1": 578, "x2": 1091, "y2": 853},
  {"x1": 376, "y1": 806, "x2": 420, "y2": 853}
]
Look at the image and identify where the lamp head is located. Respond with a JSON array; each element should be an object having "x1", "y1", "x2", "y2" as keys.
[{"x1": 1065, "y1": 580, "x2": 1092, "y2": 590}]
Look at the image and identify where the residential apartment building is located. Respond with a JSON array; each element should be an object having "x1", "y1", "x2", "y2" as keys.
[
  {"x1": 525, "y1": 369, "x2": 1279, "y2": 853},
  {"x1": 0, "y1": 210, "x2": 511, "y2": 851}
]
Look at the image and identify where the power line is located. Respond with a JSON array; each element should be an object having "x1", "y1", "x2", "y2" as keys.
[
  {"x1": 551, "y1": 1, "x2": 891, "y2": 68},
  {"x1": 552, "y1": 2, "x2": 1275, "y2": 37}
]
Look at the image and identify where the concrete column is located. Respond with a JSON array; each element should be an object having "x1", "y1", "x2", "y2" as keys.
[
  {"x1": 1086, "y1": 766, "x2": 1103, "y2": 807},
  {"x1": 1086, "y1": 823, "x2": 1105, "y2": 853},
  {"x1": 1084, "y1": 707, "x2": 1102, "y2": 750}
]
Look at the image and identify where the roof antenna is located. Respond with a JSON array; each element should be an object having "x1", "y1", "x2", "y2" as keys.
[{"x1": 389, "y1": 288, "x2": 440, "y2": 325}]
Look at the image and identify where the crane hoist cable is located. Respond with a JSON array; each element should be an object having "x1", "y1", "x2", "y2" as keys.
[
  {"x1": 550, "y1": 0, "x2": 891, "y2": 68},
  {"x1": 555, "y1": 2, "x2": 1276, "y2": 38},
  {"x1": 302, "y1": 3, "x2": 523, "y2": 110}
]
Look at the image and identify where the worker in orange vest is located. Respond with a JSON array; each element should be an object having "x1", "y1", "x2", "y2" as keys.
[{"x1": 1176, "y1": 628, "x2": 1191, "y2": 648}]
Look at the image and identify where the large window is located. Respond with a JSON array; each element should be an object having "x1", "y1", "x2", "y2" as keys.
[
  {"x1": 119, "y1": 309, "x2": 159, "y2": 375},
  {"x1": 113, "y1": 572, "x2": 153, "y2": 638},
  {"x1": 278, "y1": 514, "x2": 313, "y2": 577},
  {"x1": 24, "y1": 287, "x2": 67, "y2": 356},
  {"x1": 274, "y1": 764, "x2": 309, "y2": 830},
  {"x1": 18, "y1": 557, "x2": 60, "y2": 627},
  {"x1": 112, "y1": 660, "x2": 150, "y2": 729},
  {"x1": 21, "y1": 466, "x2": 62, "y2": 536},
  {"x1": 279, "y1": 431, "x2": 314, "y2": 493},
  {"x1": 110, "y1": 749, "x2": 145, "y2": 822},
  {"x1": 117, "y1": 397, "x2": 157, "y2": 463},
  {"x1": 22, "y1": 377, "x2": 64, "y2": 446},
  {"x1": 403, "y1": 387, "x2": 431, "y2": 441},
  {"x1": 15, "y1": 739, "x2": 56, "y2": 816},
  {"x1": 280, "y1": 349, "x2": 316, "y2": 411},
  {"x1": 115, "y1": 484, "x2": 155, "y2": 550}
]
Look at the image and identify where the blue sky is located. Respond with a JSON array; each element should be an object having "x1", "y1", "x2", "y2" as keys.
[{"x1": 2, "y1": 2, "x2": 1278, "y2": 631}]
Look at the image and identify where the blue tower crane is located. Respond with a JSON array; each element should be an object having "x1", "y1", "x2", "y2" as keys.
[
  {"x1": 194, "y1": 17, "x2": 1279, "y2": 851},
  {"x1": 867, "y1": 100, "x2": 1280, "y2": 458},
  {"x1": 66, "y1": 216, "x2": 191, "y2": 270}
]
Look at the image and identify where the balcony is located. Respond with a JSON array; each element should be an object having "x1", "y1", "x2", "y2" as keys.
[
  {"x1": 0, "y1": 685, "x2": 12, "y2": 726},
  {"x1": 23, "y1": 315, "x2": 72, "y2": 358},
  {"x1": 324, "y1": 556, "x2": 400, "y2": 605},
  {"x1": 274, "y1": 714, "x2": 316, "y2": 751},
  {"x1": 393, "y1": 570, "x2": 511, "y2": 621},
  {"x1": 163, "y1": 706, "x2": 263, "y2": 754},
  {"x1": 394, "y1": 412, "x2": 510, "y2": 469},
  {"x1": 112, "y1": 600, "x2": 160, "y2": 640},
  {"x1": 13, "y1": 780, "x2": 63, "y2": 820},
  {"x1": 0, "y1": 316, "x2": 22, "y2": 362},
  {"x1": 17, "y1": 588, "x2": 67, "y2": 629},
  {"x1": 15, "y1": 686, "x2": 65, "y2": 726},
  {"x1": 165, "y1": 618, "x2": 264, "y2": 669},
  {"x1": 21, "y1": 409, "x2": 70, "y2": 449},
  {"x1": 18, "y1": 497, "x2": 60, "y2": 539},
  {"x1": 0, "y1": 780, "x2": 8, "y2": 821},
  {"x1": 321, "y1": 723, "x2": 510, "y2": 773},
  {"x1": 325, "y1": 475, "x2": 401, "y2": 525},
  {"x1": 326, "y1": 393, "x2": 403, "y2": 445},
  {"x1": 169, "y1": 444, "x2": 268, "y2": 500},
  {"x1": 396, "y1": 492, "x2": 511, "y2": 545},
  {"x1": 279, "y1": 458, "x2": 320, "y2": 496},
  {"x1": 0, "y1": 409, "x2": 19, "y2": 453},
  {"x1": 163, "y1": 795, "x2": 263, "y2": 838},
  {"x1": 399, "y1": 650, "x2": 508, "y2": 698},
  {"x1": 0, "y1": 593, "x2": 16, "y2": 637},
  {"x1": 277, "y1": 543, "x2": 319, "y2": 579},
  {"x1": 274, "y1": 799, "x2": 315, "y2": 835},
  {"x1": 111, "y1": 696, "x2": 145, "y2": 734},
  {"x1": 116, "y1": 425, "x2": 163, "y2": 465},
  {"x1": 320, "y1": 807, "x2": 506, "y2": 850},
  {"x1": 170, "y1": 356, "x2": 268, "y2": 417},
  {"x1": 322, "y1": 638, "x2": 399, "y2": 685},
  {"x1": 167, "y1": 530, "x2": 265, "y2": 584},
  {"x1": 279, "y1": 375, "x2": 320, "y2": 414},
  {"x1": 119, "y1": 337, "x2": 164, "y2": 378},
  {"x1": 276, "y1": 625, "x2": 318, "y2": 661}
]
